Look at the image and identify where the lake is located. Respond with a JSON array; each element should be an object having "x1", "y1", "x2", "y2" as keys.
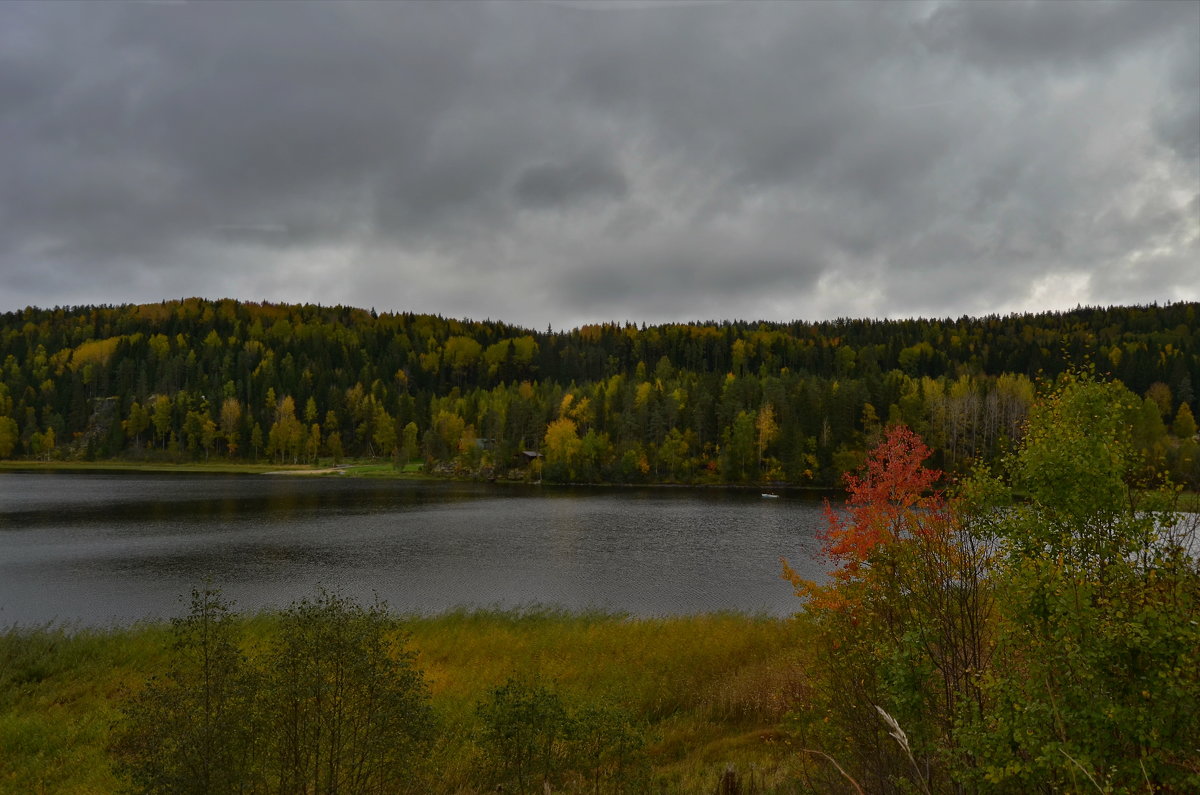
[{"x1": 0, "y1": 473, "x2": 829, "y2": 627}]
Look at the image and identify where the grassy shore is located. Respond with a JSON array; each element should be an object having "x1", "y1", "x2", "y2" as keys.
[
  {"x1": 0, "y1": 459, "x2": 301, "y2": 475},
  {"x1": 0, "y1": 459, "x2": 434, "y2": 478},
  {"x1": 0, "y1": 459, "x2": 816, "y2": 489},
  {"x1": 0, "y1": 610, "x2": 814, "y2": 794}
]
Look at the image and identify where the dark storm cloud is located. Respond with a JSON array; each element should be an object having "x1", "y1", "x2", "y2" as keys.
[
  {"x1": 920, "y1": 0, "x2": 1191, "y2": 72},
  {"x1": 514, "y1": 156, "x2": 628, "y2": 210},
  {"x1": 1156, "y1": 34, "x2": 1200, "y2": 167},
  {"x1": 0, "y1": 0, "x2": 1195, "y2": 326}
]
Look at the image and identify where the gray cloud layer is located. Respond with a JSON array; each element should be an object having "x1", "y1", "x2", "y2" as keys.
[{"x1": 1, "y1": 0, "x2": 1196, "y2": 328}]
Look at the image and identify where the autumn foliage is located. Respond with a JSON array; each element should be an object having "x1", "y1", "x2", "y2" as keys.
[
  {"x1": 783, "y1": 424, "x2": 949, "y2": 610},
  {"x1": 823, "y1": 425, "x2": 944, "y2": 572},
  {"x1": 4, "y1": 299, "x2": 1198, "y2": 487},
  {"x1": 785, "y1": 375, "x2": 1200, "y2": 794}
]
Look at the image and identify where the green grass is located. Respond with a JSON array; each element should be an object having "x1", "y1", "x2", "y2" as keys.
[
  {"x1": 0, "y1": 610, "x2": 816, "y2": 793},
  {"x1": 1173, "y1": 489, "x2": 1200, "y2": 512},
  {"x1": 0, "y1": 459, "x2": 444, "y2": 480},
  {"x1": 0, "y1": 623, "x2": 173, "y2": 793},
  {"x1": 340, "y1": 461, "x2": 428, "y2": 477},
  {"x1": 0, "y1": 459, "x2": 297, "y2": 475}
]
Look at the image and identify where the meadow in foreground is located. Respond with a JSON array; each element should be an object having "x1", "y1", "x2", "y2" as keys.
[{"x1": 1, "y1": 607, "x2": 812, "y2": 794}]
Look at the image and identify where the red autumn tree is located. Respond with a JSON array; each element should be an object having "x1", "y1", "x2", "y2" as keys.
[{"x1": 783, "y1": 425, "x2": 947, "y2": 607}]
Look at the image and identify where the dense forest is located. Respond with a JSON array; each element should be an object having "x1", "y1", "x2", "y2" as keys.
[{"x1": 0, "y1": 299, "x2": 1197, "y2": 486}]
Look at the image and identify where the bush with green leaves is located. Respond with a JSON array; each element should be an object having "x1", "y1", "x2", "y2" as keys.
[
  {"x1": 786, "y1": 372, "x2": 1200, "y2": 793},
  {"x1": 956, "y1": 373, "x2": 1200, "y2": 792},
  {"x1": 570, "y1": 700, "x2": 652, "y2": 794},
  {"x1": 475, "y1": 676, "x2": 650, "y2": 794},
  {"x1": 112, "y1": 587, "x2": 264, "y2": 794},
  {"x1": 476, "y1": 676, "x2": 573, "y2": 793},
  {"x1": 264, "y1": 590, "x2": 435, "y2": 793},
  {"x1": 113, "y1": 588, "x2": 435, "y2": 795}
]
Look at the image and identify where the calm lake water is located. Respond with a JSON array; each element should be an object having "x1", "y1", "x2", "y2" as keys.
[{"x1": 0, "y1": 473, "x2": 828, "y2": 627}]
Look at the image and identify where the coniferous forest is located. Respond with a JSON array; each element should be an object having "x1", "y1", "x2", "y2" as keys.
[{"x1": 0, "y1": 299, "x2": 1196, "y2": 487}]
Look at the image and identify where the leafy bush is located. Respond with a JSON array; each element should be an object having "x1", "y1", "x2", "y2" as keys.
[
  {"x1": 112, "y1": 587, "x2": 263, "y2": 794},
  {"x1": 957, "y1": 374, "x2": 1200, "y2": 791},
  {"x1": 264, "y1": 590, "x2": 435, "y2": 793},
  {"x1": 475, "y1": 676, "x2": 650, "y2": 794},
  {"x1": 784, "y1": 372, "x2": 1200, "y2": 793},
  {"x1": 113, "y1": 588, "x2": 434, "y2": 794},
  {"x1": 477, "y1": 676, "x2": 573, "y2": 793}
]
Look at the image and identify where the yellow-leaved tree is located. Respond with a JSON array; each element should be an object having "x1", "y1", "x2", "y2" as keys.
[{"x1": 543, "y1": 417, "x2": 581, "y2": 482}]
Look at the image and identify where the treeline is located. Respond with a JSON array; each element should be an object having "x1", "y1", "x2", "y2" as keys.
[{"x1": 0, "y1": 299, "x2": 1197, "y2": 485}]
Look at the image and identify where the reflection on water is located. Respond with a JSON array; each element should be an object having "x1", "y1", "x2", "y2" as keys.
[{"x1": 0, "y1": 473, "x2": 827, "y2": 626}]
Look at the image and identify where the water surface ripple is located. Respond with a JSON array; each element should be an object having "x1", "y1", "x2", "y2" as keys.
[{"x1": 0, "y1": 473, "x2": 827, "y2": 626}]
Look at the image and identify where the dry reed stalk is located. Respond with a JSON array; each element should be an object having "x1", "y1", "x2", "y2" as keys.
[
  {"x1": 875, "y1": 705, "x2": 933, "y2": 795},
  {"x1": 796, "y1": 749, "x2": 865, "y2": 795}
]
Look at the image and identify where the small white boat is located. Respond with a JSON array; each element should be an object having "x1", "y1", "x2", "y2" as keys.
[{"x1": 761, "y1": 492, "x2": 780, "y2": 499}]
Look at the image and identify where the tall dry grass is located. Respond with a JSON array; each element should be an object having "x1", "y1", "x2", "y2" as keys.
[{"x1": 1, "y1": 609, "x2": 819, "y2": 794}]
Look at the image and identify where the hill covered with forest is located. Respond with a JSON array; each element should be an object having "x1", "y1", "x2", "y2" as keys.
[{"x1": 0, "y1": 299, "x2": 1196, "y2": 486}]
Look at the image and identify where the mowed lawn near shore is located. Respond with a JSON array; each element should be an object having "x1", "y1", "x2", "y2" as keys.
[{"x1": 0, "y1": 609, "x2": 815, "y2": 794}]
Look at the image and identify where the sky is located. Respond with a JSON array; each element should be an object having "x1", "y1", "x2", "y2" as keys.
[{"x1": 0, "y1": 0, "x2": 1196, "y2": 330}]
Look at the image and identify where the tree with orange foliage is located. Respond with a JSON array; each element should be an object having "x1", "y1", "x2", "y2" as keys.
[
  {"x1": 785, "y1": 374, "x2": 1200, "y2": 793},
  {"x1": 783, "y1": 424, "x2": 948, "y2": 608},
  {"x1": 782, "y1": 425, "x2": 990, "y2": 794}
]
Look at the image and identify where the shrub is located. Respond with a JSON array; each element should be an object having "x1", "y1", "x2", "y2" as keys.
[
  {"x1": 114, "y1": 589, "x2": 435, "y2": 795},
  {"x1": 264, "y1": 590, "x2": 435, "y2": 794},
  {"x1": 112, "y1": 587, "x2": 263, "y2": 794},
  {"x1": 476, "y1": 676, "x2": 650, "y2": 794},
  {"x1": 784, "y1": 373, "x2": 1200, "y2": 793},
  {"x1": 956, "y1": 374, "x2": 1200, "y2": 791},
  {"x1": 476, "y1": 676, "x2": 573, "y2": 793}
]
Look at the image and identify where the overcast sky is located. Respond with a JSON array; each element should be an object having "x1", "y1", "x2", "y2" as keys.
[{"x1": 1, "y1": 1, "x2": 1196, "y2": 329}]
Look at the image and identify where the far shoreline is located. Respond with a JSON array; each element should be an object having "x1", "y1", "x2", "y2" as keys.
[
  {"x1": 3, "y1": 459, "x2": 1196, "y2": 510},
  {"x1": 0, "y1": 459, "x2": 839, "y2": 493}
]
